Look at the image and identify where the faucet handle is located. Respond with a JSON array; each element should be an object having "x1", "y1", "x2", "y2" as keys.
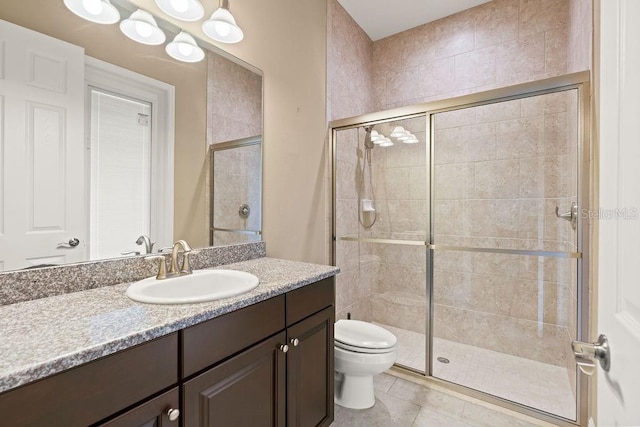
[
  {"x1": 121, "y1": 250, "x2": 141, "y2": 256},
  {"x1": 180, "y1": 250, "x2": 200, "y2": 275},
  {"x1": 145, "y1": 255, "x2": 168, "y2": 280}
]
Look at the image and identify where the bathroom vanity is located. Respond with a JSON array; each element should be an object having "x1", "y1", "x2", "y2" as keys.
[{"x1": 0, "y1": 256, "x2": 337, "y2": 427}]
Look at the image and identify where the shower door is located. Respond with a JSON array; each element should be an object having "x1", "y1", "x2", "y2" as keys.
[
  {"x1": 430, "y1": 89, "x2": 582, "y2": 421},
  {"x1": 333, "y1": 115, "x2": 430, "y2": 373}
]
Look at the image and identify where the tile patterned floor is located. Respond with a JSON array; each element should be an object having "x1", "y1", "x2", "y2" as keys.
[
  {"x1": 372, "y1": 323, "x2": 576, "y2": 420},
  {"x1": 332, "y1": 373, "x2": 560, "y2": 427}
]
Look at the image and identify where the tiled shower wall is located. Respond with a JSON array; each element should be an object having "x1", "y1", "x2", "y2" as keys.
[
  {"x1": 207, "y1": 52, "x2": 262, "y2": 145},
  {"x1": 327, "y1": 0, "x2": 375, "y2": 122},
  {"x1": 372, "y1": 0, "x2": 591, "y2": 111}
]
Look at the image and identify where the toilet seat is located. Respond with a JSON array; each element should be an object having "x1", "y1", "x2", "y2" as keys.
[{"x1": 334, "y1": 320, "x2": 397, "y2": 354}]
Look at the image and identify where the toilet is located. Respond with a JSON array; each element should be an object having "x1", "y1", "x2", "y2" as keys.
[{"x1": 334, "y1": 319, "x2": 397, "y2": 409}]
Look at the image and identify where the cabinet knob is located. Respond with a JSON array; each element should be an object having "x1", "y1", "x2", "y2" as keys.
[
  {"x1": 279, "y1": 344, "x2": 289, "y2": 353},
  {"x1": 167, "y1": 408, "x2": 180, "y2": 422},
  {"x1": 290, "y1": 338, "x2": 299, "y2": 347}
]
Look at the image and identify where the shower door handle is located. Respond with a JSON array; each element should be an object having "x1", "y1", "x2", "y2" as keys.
[
  {"x1": 556, "y1": 202, "x2": 578, "y2": 230},
  {"x1": 572, "y1": 334, "x2": 610, "y2": 375}
]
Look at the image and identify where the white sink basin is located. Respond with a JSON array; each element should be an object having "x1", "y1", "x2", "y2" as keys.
[{"x1": 126, "y1": 270, "x2": 259, "y2": 304}]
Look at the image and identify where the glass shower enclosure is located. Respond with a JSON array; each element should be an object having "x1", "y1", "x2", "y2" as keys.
[
  {"x1": 331, "y1": 72, "x2": 589, "y2": 426},
  {"x1": 210, "y1": 136, "x2": 262, "y2": 246}
]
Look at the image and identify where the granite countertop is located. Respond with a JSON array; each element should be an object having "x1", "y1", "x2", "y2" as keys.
[{"x1": 0, "y1": 257, "x2": 339, "y2": 394}]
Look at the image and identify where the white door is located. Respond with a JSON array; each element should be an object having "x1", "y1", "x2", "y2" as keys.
[
  {"x1": 0, "y1": 20, "x2": 86, "y2": 270},
  {"x1": 89, "y1": 88, "x2": 152, "y2": 259},
  {"x1": 595, "y1": 0, "x2": 640, "y2": 425}
]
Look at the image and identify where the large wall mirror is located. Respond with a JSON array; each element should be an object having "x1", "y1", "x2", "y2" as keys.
[{"x1": 0, "y1": 0, "x2": 263, "y2": 273}]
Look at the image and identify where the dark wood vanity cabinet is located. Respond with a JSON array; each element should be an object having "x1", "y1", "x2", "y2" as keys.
[
  {"x1": 182, "y1": 277, "x2": 335, "y2": 427},
  {"x1": 0, "y1": 333, "x2": 179, "y2": 427},
  {"x1": 0, "y1": 277, "x2": 335, "y2": 427}
]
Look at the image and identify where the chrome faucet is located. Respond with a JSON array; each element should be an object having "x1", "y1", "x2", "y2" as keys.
[{"x1": 135, "y1": 235, "x2": 154, "y2": 254}]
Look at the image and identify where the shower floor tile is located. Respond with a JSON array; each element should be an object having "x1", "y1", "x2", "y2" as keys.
[{"x1": 373, "y1": 323, "x2": 576, "y2": 421}]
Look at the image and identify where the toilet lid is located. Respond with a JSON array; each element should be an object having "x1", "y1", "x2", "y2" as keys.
[{"x1": 334, "y1": 320, "x2": 397, "y2": 351}]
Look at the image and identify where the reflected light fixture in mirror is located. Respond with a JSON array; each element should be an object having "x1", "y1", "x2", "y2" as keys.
[
  {"x1": 63, "y1": 0, "x2": 120, "y2": 24},
  {"x1": 390, "y1": 126, "x2": 406, "y2": 138},
  {"x1": 379, "y1": 138, "x2": 393, "y2": 147},
  {"x1": 166, "y1": 31, "x2": 205, "y2": 62},
  {"x1": 155, "y1": 0, "x2": 204, "y2": 22},
  {"x1": 202, "y1": 0, "x2": 243, "y2": 43},
  {"x1": 120, "y1": 8, "x2": 166, "y2": 45}
]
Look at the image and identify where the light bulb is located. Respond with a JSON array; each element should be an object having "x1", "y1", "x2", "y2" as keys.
[
  {"x1": 215, "y1": 21, "x2": 231, "y2": 37},
  {"x1": 82, "y1": 0, "x2": 104, "y2": 15},
  {"x1": 178, "y1": 43, "x2": 194, "y2": 56},
  {"x1": 135, "y1": 21, "x2": 153, "y2": 38},
  {"x1": 170, "y1": 0, "x2": 189, "y2": 13}
]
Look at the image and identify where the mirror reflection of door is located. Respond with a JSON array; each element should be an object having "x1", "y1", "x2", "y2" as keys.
[
  {"x1": 88, "y1": 88, "x2": 151, "y2": 260},
  {"x1": 85, "y1": 58, "x2": 174, "y2": 260},
  {"x1": 0, "y1": 20, "x2": 86, "y2": 270}
]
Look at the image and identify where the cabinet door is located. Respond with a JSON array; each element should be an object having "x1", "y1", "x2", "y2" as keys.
[
  {"x1": 183, "y1": 332, "x2": 287, "y2": 427},
  {"x1": 287, "y1": 306, "x2": 334, "y2": 427},
  {"x1": 99, "y1": 388, "x2": 179, "y2": 427}
]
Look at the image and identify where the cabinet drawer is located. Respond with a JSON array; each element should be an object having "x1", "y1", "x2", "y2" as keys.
[
  {"x1": 99, "y1": 387, "x2": 179, "y2": 427},
  {"x1": 182, "y1": 295, "x2": 285, "y2": 377},
  {"x1": 0, "y1": 333, "x2": 178, "y2": 427},
  {"x1": 286, "y1": 277, "x2": 335, "y2": 326}
]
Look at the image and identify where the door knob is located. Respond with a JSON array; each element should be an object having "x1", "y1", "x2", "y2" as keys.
[
  {"x1": 290, "y1": 338, "x2": 299, "y2": 347},
  {"x1": 279, "y1": 344, "x2": 289, "y2": 353},
  {"x1": 572, "y1": 334, "x2": 610, "y2": 375},
  {"x1": 57, "y1": 238, "x2": 80, "y2": 248}
]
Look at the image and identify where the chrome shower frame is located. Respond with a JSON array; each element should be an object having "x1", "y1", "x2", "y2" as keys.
[{"x1": 330, "y1": 71, "x2": 591, "y2": 427}]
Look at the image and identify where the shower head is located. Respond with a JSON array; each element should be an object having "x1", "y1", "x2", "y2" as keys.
[{"x1": 364, "y1": 126, "x2": 375, "y2": 150}]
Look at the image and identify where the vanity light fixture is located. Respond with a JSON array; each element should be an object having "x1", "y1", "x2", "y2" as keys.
[
  {"x1": 63, "y1": 0, "x2": 120, "y2": 24},
  {"x1": 155, "y1": 0, "x2": 204, "y2": 22},
  {"x1": 120, "y1": 9, "x2": 166, "y2": 45},
  {"x1": 166, "y1": 31, "x2": 205, "y2": 62},
  {"x1": 202, "y1": 0, "x2": 244, "y2": 43}
]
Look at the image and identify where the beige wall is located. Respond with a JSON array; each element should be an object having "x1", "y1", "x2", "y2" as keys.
[
  {"x1": 0, "y1": 0, "x2": 209, "y2": 248},
  {"x1": 133, "y1": 0, "x2": 329, "y2": 264}
]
